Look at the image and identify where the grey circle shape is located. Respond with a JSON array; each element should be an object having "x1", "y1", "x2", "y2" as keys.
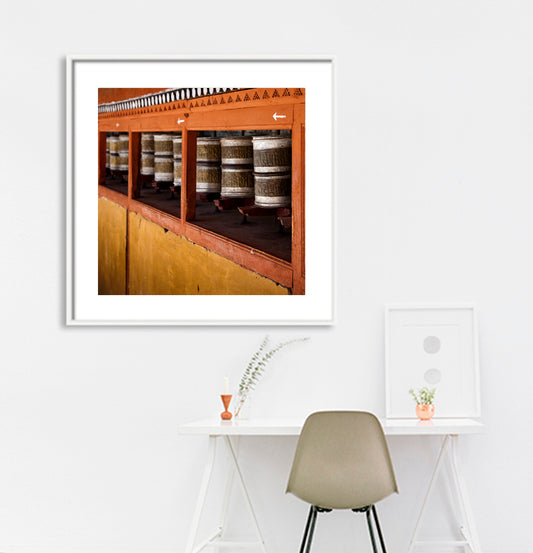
[
  {"x1": 424, "y1": 368, "x2": 442, "y2": 385},
  {"x1": 423, "y1": 335, "x2": 441, "y2": 354}
]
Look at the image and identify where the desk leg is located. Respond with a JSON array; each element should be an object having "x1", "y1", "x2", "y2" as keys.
[
  {"x1": 215, "y1": 436, "x2": 239, "y2": 553},
  {"x1": 223, "y1": 436, "x2": 268, "y2": 553},
  {"x1": 407, "y1": 435, "x2": 449, "y2": 553},
  {"x1": 185, "y1": 436, "x2": 218, "y2": 553},
  {"x1": 407, "y1": 435, "x2": 481, "y2": 553},
  {"x1": 448, "y1": 435, "x2": 482, "y2": 553}
]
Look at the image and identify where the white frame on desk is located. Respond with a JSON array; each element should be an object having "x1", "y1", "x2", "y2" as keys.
[{"x1": 385, "y1": 304, "x2": 481, "y2": 419}]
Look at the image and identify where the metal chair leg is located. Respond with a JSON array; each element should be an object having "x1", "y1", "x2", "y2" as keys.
[
  {"x1": 365, "y1": 508, "x2": 379, "y2": 553},
  {"x1": 371, "y1": 505, "x2": 388, "y2": 553},
  {"x1": 298, "y1": 506, "x2": 314, "y2": 553},
  {"x1": 304, "y1": 506, "x2": 318, "y2": 553}
]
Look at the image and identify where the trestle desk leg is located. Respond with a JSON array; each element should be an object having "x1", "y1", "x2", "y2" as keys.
[
  {"x1": 223, "y1": 435, "x2": 268, "y2": 553},
  {"x1": 214, "y1": 437, "x2": 239, "y2": 553},
  {"x1": 407, "y1": 435, "x2": 450, "y2": 553},
  {"x1": 448, "y1": 435, "x2": 482, "y2": 553},
  {"x1": 185, "y1": 436, "x2": 218, "y2": 553}
]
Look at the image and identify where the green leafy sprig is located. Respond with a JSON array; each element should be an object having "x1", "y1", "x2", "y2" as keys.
[
  {"x1": 408, "y1": 386, "x2": 436, "y2": 405},
  {"x1": 235, "y1": 335, "x2": 309, "y2": 416}
]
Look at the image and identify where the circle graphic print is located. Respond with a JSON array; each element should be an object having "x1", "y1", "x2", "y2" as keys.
[{"x1": 423, "y1": 335, "x2": 441, "y2": 354}]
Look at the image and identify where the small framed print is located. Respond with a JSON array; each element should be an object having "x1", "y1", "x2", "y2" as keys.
[{"x1": 385, "y1": 304, "x2": 480, "y2": 419}]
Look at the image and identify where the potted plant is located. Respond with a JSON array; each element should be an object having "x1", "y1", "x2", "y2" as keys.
[{"x1": 409, "y1": 386, "x2": 436, "y2": 420}]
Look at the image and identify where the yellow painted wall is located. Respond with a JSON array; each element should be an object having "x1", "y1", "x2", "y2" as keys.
[
  {"x1": 98, "y1": 198, "x2": 127, "y2": 295},
  {"x1": 128, "y1": 212, "x2": 289, "y2": 295}
]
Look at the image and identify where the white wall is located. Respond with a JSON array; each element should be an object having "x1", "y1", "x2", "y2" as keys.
[{"x1": 1, "y1": 1, "x2": 533, "y2": 552}]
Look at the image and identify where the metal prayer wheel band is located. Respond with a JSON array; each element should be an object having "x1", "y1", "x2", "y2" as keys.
[
  {"x1": 154, "y1": 156, "x2": 174, "y2": 182},
  {"x1": 173, "y1": 137, "x2": 182, "y2": 159},
  {"x1": 141, "y1": 133, "x2": 155, "y2": 153},
  {"x1": 140, "y1": 153, "x2": 154, "y2": 176},
  {"x1": 197, "y1": 137, "x2": 221, "y2": 163},
  {"x1": 220, "y1": 136, "x2": 253, "y2": 165},
  {"x1": 173, "y1": 159, "x2": 182, "y2": 186},
  {"x1": 196, "y1": 162, "x2": 221, "y2": 193},
  {"x1": 221, "y1": 166, "x2": 254, "y2": 198},
  {"x1": 254, "y1": 173, "x2": 291, "y2": 208},
  {"x1": 109, "y1": 136, "x2": 120, "y2": 154},
  {"x1": 154, "y1": 134, "x2": 173, "y2": 156},
  {"x1": 252, "y1": 136, "x2": 292, "y2": 174}
]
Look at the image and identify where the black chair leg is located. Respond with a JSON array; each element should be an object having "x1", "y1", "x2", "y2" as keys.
[
  {"x1": 304, "y1": 506, "x2": 318, "y2": 553},
  {"x1": 299, "y1": 506, "x2": 315, "y2": 553},
  {"x1": 365, "y1": 508, "x2": 378, "y2": 553},
  {"x1": 371, "y1": 505, "x2": 388, "y2": 553}
]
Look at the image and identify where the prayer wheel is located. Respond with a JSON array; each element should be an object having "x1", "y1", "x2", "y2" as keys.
[
  {"x1": 154, "y1": 155, "x2": 174, "y2": 183},
  {"x1": 221, "y1": 136, "x2": 253, "y2": 166},
  {"x1": 254, "y1": 173, "x2": 291, "y2": 208},
  {"x1": 196, "y1": 162, "x2": 221, "y2": 193},
  {"x1": 173, "y1": 137, "x2": 182, "y2": 159},
  {"x1": 108, "y1": 136, "x2": 120, "y2": 155},
  {"x1": 252, "y1": 136, "x2": 291, "y2": 174},
  {"x1": 118, "y1": 152, "x2": 129, "y2": 172},
  {"x1": 106, "y1": 135, "x2": 111, "y2": 169},
  {"x1": 109, "y1": 153, "x2": 120, "y2": 172},
  {"x1": 221, "y1": 167, "x2": 254, "y2": 198},
  {"x1": 197, "y1": 137, "x2": 221, "y2": 163},
  {"x1": 119, "y1": 134, "x2": 129, "y2": 154},
  {"x1": 140, "y1": 153, "x2": 154, "y2": 176},
  {"x1": 173, "y1": 158, "x2": 182, "y2": 186},
  {"x1": 141, "y1": 133, "x2": 155, "y2": 153},
  {"x1": 154, "y1": 134, "x2": 173, "y2": 157}
]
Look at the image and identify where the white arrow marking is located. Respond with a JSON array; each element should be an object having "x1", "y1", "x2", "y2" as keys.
[
  {"x1": 177, "y1": 118, "x2": 185, "y2": 124},
  {"x1": 273, "y1": 112, "x2": 286, "y2": 121}
]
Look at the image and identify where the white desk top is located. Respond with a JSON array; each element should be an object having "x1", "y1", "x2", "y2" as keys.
[{"x1": 178, "y1": 417, "x2": 484, "y2": 436}]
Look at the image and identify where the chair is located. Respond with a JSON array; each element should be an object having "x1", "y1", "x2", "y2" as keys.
[{"x1": 286, "y1": 411, "x2": 398, "y2": 553}]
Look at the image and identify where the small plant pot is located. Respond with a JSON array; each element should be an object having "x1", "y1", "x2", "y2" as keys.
[{"x1": 416, "y1": 404, "x2": 435, "y2": 421}]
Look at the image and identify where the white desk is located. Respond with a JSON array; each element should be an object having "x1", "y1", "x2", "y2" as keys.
[{"x1": 179, "y1": 417, "x2": 484, "y2": 553}]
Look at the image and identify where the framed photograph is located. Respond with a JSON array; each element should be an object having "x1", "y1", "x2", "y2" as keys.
[
  {"x1": 385, "y1": 304, "x2": 480, "y2": 418},
  {"x1": 67, "y1": 56, "x2": 334, "y2": 325}
]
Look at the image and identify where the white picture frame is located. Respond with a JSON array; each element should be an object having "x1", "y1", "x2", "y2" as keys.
[
  {"x1": 385, "y1": 304, "x2": 480, "y2": 419},
  {"x1": 66, "y1": 55, "x2": 335, "y2": 325}
]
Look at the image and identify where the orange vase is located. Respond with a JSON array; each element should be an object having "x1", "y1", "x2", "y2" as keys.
[
  {"x1": 220, "y1": 394, "x2": 233, "y2": 420},
  {"x1": 416, "y1": 404, "x2": 435, "y2": 421}
]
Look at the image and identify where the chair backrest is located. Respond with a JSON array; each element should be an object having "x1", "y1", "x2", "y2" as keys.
[{"x1": 286, "y1": 411, "x2": 398, "y2": 510}]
